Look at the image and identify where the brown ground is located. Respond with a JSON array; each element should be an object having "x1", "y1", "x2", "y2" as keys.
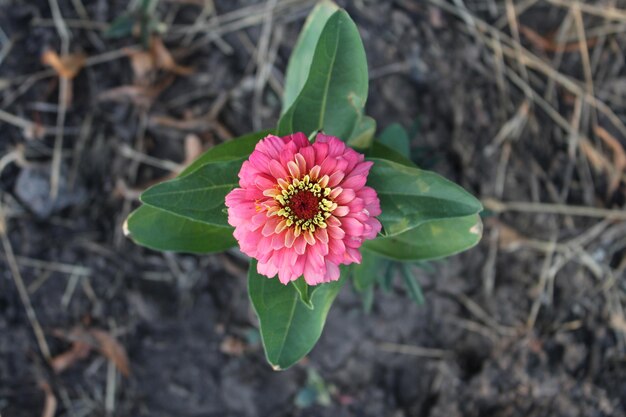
[{"x1": 1, "y1": 0, "x2": 625, "y2": 416}]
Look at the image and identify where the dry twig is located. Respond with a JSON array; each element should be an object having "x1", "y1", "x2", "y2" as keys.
[{"x1": 0, "y1": 204, "x2": 52, "y2": 362}]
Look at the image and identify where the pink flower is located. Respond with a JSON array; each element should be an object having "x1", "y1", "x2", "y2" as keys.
[{"x1": 225, "y1": 132, "x2": 382, "y2": 285}]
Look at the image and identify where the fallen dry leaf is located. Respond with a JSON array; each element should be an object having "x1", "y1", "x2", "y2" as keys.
[
  {"x1": 52, "y1": 326, "x2": 131, "y2": 377},
  {"x1": 126, "y1": 47, "x2": 156, "y2": 85},
  {"x1": 497, "y1": 224, "x2": 526, "y2": 249},
  {"x1": 485, "y1": 218, "x2": 526, "y2": 249},
  {"x1": 41, "y1": 50, "x2": 86, "y2": 79},
  {"x1": 51, "y1": 341, "x2": 91, "y2": 374},
  {"x1": 38, "y1": 380, "x2": 57, "y2": 417},
  {"x1": 220, "y1": 335, "x2": 247, "y2": 356},
  {"x1": 519, "y1": 25, "x2": 598, "y2": 53},
  {"x1": 151, "y1": 37, "x2": 194, "y2": 76},
  {"x1": 90, "y1": 328, "x2": 131, "y2": 377},
  {"x1": 125, "y1": 36, "x2": 193, "y2": 85}
]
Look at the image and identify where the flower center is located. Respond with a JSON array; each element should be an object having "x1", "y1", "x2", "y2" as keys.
[
  {"x1": 288, "y1": 191, "x2": 320, "y2": 220},
  {"x1": 274, "y1": 175, "x2": 337, "y2": 233}
]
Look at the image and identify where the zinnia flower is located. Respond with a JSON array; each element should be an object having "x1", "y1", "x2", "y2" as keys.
[{"x1": 225, "y1": 132, "x2": 381, "y2": 285}]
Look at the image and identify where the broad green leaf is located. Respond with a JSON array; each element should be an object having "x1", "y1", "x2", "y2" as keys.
[
  {"x1": 367, "y1": 158, "x2": 482, "y2": 236},
  {"x1": 282, "y1": 1, "x2": 339, "y2": 113},
  {"x1": 367, "y1": 141, "x2": 414, "y2": 167},
  {"x1": 124, "y1": 130, "x2": 270, "y2": 253},
  {"x1": 347, "y1": 115, "x2": 376, "y2": 150},
  {"x1": 140, "y1": 158, "x2": 244, "y2": 227},
  {"x1": 277, "y1": 10, "x2": 368, "y2": 139},
  {"x1": 248, "y1": 261, "x2": 345, "y2": 370},
  {"x1": 182, "y1": 130, "x2": 271, "y2": 176},
  {"x1": 125, "y1": 205, "x2": 236, "y2": 253},
  {"x1": 363, "y1": 214, "x2": 483, "y2": 261},
  {"x1": 351, "y1": 249, "x2": 384, "y2": 291},
  {"x1": 400, "y1": 264, "x2": 424, "y2": 306},
  {"x1": 292, "y1": 278, "x2": 313, "y2": 309},
  {"x1": 379, "y1": 123, "x2": 410, "y2": 158}
]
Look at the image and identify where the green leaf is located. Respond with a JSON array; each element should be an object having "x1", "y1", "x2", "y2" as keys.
[
  {"x1": 351, "y1": 249, "x2": 384, "y2": 291},
  {"x1": 361, "y1": 284, "x2": 374, "y2": 313},
  {"x1": 248, "y1": 261, "x2": 345, "y2": 370},
  {"x1": 347, "y1": 115, "x2": 376, "y2": 150},
  {"x1": 379, "y1": 262, "x2": 395, "y2": 292},
  {"x1": 181, "y1": 130, "x2": 271, "y2": 176},
  {"x1": 140, "y1": 158, "x2": 244, "y2": 227},
  {"x1": 282, "y1": 1, "x2": 339, "y2": 114},
  {"x1": 125, "y1": 205, "x2": 236, "y2": 253},
  {"x1": 400, "y1": 264, "x2": 425, "y2": 306},
  {"x1": 363, "y1": 214, "x2": 483, "y2": 261},
  {"x1": 292, "y1": 278, "x2": 314, "y2": 309},
  {"x1": 277, "y1": 10, "x2": 368, "y2": 139},
  {"x1": 367, "y1": 158, "x2": 482, "y2": 236},
  {"x1": 124, "y1": 130, "x2": 270, "y2": 253},
  {"x1": 367, "y1": 141, "x2": 414, "y2": 167},
  {"x1": 379, "y1": 123, "x2": 410, "y2": 158},
  {"x1": 105, "y1": 14, "x2": 136, "y2": 39},
  {"x1": 294, "y1": 387, "x2": 318, "y2": 409}
]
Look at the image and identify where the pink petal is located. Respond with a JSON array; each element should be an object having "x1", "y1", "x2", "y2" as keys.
[
  {"x1": 269, "y1": 160, "x2": 288, "y2": 179},
  {"x1": 333, "y1": 206, "x2": 350, "y2": 217},
  {"x1": 294, "y1": 236, "x2": 307, "y2": 255},
  {"x1": 335, "y1": 189, "x2": 355, "y2": 205},
  {"x1": 284, "y1": 228, "x2": 296, "y2": 248},
  {"x1": 341, "y1": 217, "x2": 364, "y2": 236},
  {"x1": 227, "y1": 131, "x2": 381, "y2": 284},
  {"x1": 315, "y1": 228, "x2": 329, "y2": 244}
]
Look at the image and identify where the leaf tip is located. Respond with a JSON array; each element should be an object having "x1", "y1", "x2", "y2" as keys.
[
  {"x1": 122, "y1": 218, "x2": 131, "y2": 238},
  {"x1": 271, "y1": 364, "x2": 283, "y2": 371},
  {"x1": 470, "y1": 218, "x2": 483, "y2": 238}
]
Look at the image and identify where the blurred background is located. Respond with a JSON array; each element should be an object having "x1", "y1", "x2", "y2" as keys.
[{"x1": 1, "y1": 0, "x2": 625, "y2": 416}]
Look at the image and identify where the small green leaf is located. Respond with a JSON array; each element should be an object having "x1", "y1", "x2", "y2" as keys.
[
  {"x1": 295, "y1": 368, "x2": 331, "y2": 408},
  {"x1": 400, "y1": 264, "x2": 425, "y2": 306},
  {"x1": 380, "y1": 262, "x2": 395, "y2": 292},
  {"x1": 379, "y1": 123, "x2": 410, "y2": 158},
  {"x1": 292, "y1": 277, "x2": 314, "y2": 309},
  {"x1": 367, "y1": 158, "x2": 482, "y2": 237},
  {"x1": 347, "y1": 115, "x2": 376, "y2": 150},
  {"x1": 363, "y1": 214, "x2": 483, "y2": 261},
  {"x1": 140, "y1": 158, "x2": 244, "y2": 227},
  {"x1": 351, "y1": 249, "x2": 383, "y2": 291},
  {"x1": 125, "y1": 205, "x2": 236, "y2": 253},
  {"x1": 248, "y1": 261, "x2": 345, "y2": 370},
  {"x1": 283, "y1": 1, "x2": 339, "y2": 113},
  {"x1": 140, "y1": 0, "x2": 158, "y2": 14},
  {"x1": 105, "y1": 14, "x2": 136, "y2": 39},
  {"x1": 181, "y1": 130, "x2": 271, "y2": 176},
  {"x1": 361, "y1": 284, "x2": 374, "y2": 313},
  {"x1": 278, "y1": 10, "x2": 368, "y2": 139},
  {"x1": 367, "y1": 141, "x2": 414, "y2": 167},
  {"x1": 295, "y1": 387, "x2": 318, "y2": 409}
]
